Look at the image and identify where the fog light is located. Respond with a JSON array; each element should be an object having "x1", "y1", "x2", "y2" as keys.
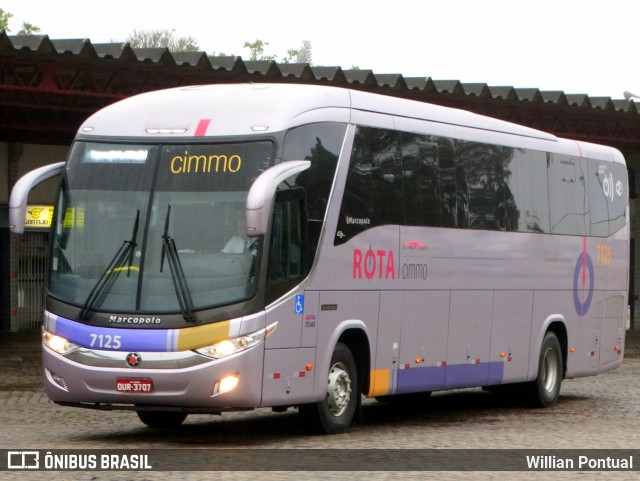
[
  {"x1": 46, "y1": 368, "x2": 69, "y2": 391},
  {"x1": 213, "y1": 375, "x2": 239, "y2": 396}
]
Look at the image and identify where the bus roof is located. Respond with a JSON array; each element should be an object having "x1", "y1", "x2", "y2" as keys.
[
  {"x1": 78, "y1": 83, "x2": 551, "y2": 139},
  {"x1": 76, "y1": 83, "x2": 624, "y2": 164}
]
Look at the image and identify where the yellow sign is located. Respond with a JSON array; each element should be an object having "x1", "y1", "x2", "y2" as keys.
[
  {"x1": 63, "y1": 207, "x2": 85, "y2": 229},
  {"x1": 25, "y1": 205, "x2": 54, "y2": 229}
]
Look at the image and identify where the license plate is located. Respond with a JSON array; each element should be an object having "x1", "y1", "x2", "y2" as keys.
[{"x1": 116, "y1": 378, "x2": 153, "y2": 393}]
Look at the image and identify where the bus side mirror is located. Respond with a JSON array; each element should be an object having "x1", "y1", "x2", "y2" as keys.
[
  {"x1": 9, "y1": 162, "x2": 65, "y2": 234},
  {"x1": 246, "y1": 160, "x2": 310, "y2": 236}
]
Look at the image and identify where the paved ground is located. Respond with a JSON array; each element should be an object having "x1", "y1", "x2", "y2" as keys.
[{"x1": 1, "y1": 329, "x2": 640, "y2": 480}]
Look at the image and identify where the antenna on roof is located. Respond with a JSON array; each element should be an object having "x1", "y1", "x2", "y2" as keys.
[{"x1": 623, "y1": 91, "x2": 639, "y2": 101}]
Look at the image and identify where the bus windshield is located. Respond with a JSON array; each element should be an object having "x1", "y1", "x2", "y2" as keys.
[{"x1": 49, "y1": 140, "x2": 274, "y2": 317}]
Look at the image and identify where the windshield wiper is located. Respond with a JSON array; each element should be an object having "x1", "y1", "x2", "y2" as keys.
[
  {"x1": 161, "y1": 205, "x2": 196, "y2": 323},
  {"x1": 78, "y1": 210, "x2": 140, "y2": 321}
]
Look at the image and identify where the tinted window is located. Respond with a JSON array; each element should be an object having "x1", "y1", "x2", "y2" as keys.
[
  {"x1": 504, "y1": 148, "x2": 549, "y2": 233},
  {"x1": 438, "y1": 138, "x2": 458, "y2": 227},
  {"x1": 587, "y1": 159, "x2": 612, "y2": 237},
  {"x1": 401, "y1": 134, "x2": 442, "y2": 227},
  {"x1": 336, "y1": 127, "x2": 402, "y2": 245},
  {"x1": 456, "y1": 141, "x2": 504, "y2": 230},
  {"x1": 282, "y1": 123, "x2": 346, "y2": 221},
  {"x1": 282, "y1": 122, "x2": 346, "y2": 263},
  {"x1": 548, "y1": 154, "x2": 588, "y2": 235},
  {"x1": 266, "y1": 190, "x2": 306, "y2": 303},
  {"x1": 608, "y1": 162, "x2": 628, "y2": 234},
  {"x1": 334, "y1": 127, "x2": 626, "y2": 240}
]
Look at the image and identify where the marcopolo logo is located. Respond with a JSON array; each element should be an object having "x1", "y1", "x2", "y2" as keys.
[{"x1": 109, "y1": 315, "x2": 162, "y2": 325}]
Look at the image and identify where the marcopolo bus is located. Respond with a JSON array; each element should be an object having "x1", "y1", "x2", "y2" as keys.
[{"x1": 9, "y1": 84, "x2": 629, "y2": 434}]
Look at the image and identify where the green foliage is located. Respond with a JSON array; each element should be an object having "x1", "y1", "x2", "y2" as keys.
[
  {"x1": 243, "y1": 39, "x2": 274, "y2": 61},
  {"x1": 243, "y1": 38, "x2": 312, "y2": 64},
  {"x1": 0, "y1": 7, "x2": 40, "y2": 34},
  {"x1": 18, "y1": 22, "x2": 40, "y2": 35},
  {"x1": 0, "y1": 8, "x2": 12, "y2": 30}
]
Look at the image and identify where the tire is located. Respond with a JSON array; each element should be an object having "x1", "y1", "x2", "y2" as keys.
[
  {"x1": 525, "y1": 331, "x2": 563, "y2": 407},
  {"x1": 299, "y1": 342, "x2": 359, "y2": 434},
  {"x1": 136, "y1": 410, "x2": 187, "y2": 429}
]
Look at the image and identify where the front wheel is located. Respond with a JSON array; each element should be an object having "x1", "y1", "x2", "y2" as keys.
[
  {"x1": 299, "y1": 342, "x2": 359, "y2": 434},
  {"x1": 525, "y1": 331, "x2": 563, "y2": 407}
]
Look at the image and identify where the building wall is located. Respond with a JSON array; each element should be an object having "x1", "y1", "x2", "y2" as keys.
[
  {"x1": 1, "y1": 142, "x2": 69, "y2": 204},
  {"x1": 627, "y1": 154, "x2": 640, "y2": 328},
  {"x1": 1, "y1": 142, "x2": 69, "y2": 331}
]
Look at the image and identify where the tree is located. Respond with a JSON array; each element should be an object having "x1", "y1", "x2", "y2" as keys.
[
  {"x1": 126, "y1": 29, "x2": 199, "y2": 52},
  {"x1": 295, "y1": 40, "x2": 312, "y2": 64},
  {"x1": 0, "y1": 7, "x2": 40, "y2": 34},
  {"x1": 244, "y1": 38, "x2": 312, "y2": 64},
  {"x1": 0, "y1": 8, "x2": 12, "y2": 30},
  {"x1": 243, "y1": 39, "x2": 274, "y2": 61},
  {"x1": 18, "y1": 23, "x2": 40, "y2": 35}
]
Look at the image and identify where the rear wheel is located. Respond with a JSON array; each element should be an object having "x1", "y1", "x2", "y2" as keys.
[
  {"x1": 136, "y1": 410, "x2": 187, "y2": 429},
  {"x1": 525, "y1": 331, "x2": 563, "y2": 407},
  {"x1": 299, "y1": 342, "x2": 359, "y2": 434}
]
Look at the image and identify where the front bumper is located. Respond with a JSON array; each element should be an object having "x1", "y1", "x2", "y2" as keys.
[{"x1": 42, "y1": 342, "x2": 265, "y2": 410}]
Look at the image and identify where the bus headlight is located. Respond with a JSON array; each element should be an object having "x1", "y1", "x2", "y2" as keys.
[
  {"x1": 42, "y1": 330, "x2": 80, "y2": 355},
  {"x1": 195, "y1": 322, "x2": 277, "y2": 359}
]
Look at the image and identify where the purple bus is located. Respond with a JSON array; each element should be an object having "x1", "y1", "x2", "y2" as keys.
[{"x1": 9, "y1": 84, "x2": 629, "y2": 434}]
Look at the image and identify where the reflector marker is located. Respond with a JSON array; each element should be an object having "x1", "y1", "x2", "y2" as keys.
[{"x1": 195, "y1": 118, "x2": 212, "y2": 137}]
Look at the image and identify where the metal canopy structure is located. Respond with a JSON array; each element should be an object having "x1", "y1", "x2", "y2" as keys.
[
  {"x1": 2, "y1": 32, "x2": 640, "y2": 152},
  {"x1": 3, "y1": 32, "x2": 640, "y2": 332}
]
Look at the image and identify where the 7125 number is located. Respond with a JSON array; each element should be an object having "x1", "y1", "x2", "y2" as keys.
[{"x1": 89, "y1": 333, "x2": 122, "y2": 349}]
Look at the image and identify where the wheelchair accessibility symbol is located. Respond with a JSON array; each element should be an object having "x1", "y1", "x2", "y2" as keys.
[
  {"x1": 573, "y1": 239, "x2": 594, "y2": 317},
  {"x1": 295, "y1": 294, "x2": 304, "y2": 315}
]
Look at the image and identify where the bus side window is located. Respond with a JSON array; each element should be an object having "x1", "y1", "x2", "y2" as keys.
[
  {"x1": 266, "y1": 189, "x2": 307, "y2": 304},
  {"x1": 608, "y1": 161, "x2": 629, "y2": 235},
  {"x1": 503, "y1": 148, "x2": 549, "y2": 233},
  {"x1": 548, "y1": 154, "x2": 588, "y2": 236},
  {"x1": 400, "y1": 133, "x2": 441, "y2": 228},
  {"x1": 335, "y1": 126, "x2": 402, "y2": 244},
  {"x1": 587, "y1": 159, "x2": 612, "y2": 237}
]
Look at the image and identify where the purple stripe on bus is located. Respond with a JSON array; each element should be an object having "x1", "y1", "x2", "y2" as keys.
[
  {"x1": 52, "y1": 315, "x2": 172, "y2": 352},
  {"x1": 396, "y1": 366, "x2": 446, "y2": 394},
  {"x1": 396, "y1": 362, "x2": 504, "y2": 394}
]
